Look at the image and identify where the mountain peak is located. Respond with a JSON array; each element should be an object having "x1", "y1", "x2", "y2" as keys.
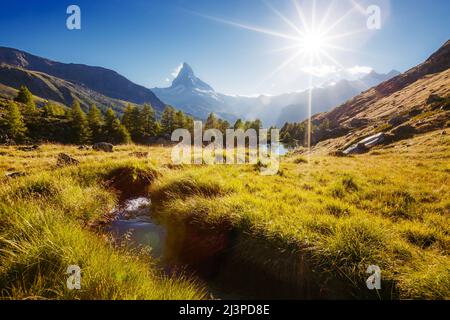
[{"x1": 171, "y1": 62, "x2": 214, "y2": 91}]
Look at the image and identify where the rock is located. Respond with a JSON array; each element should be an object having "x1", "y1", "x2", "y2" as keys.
[
  {"x1": 92, "y1": 142, "x2": 114, "y2": 152},
  {"x1": 442, "y1": 131, "x2": 447, "y2": 135},
  {"x1": 344, "y1": 143, "x2": 369, "y2": 155},
  {"x1": 5, "y1": 172, "x2": 26, "y2": 178},
  {"x1": 129, "y1": 152, "x2": 149, "y2": 158},
  {"x1": 328, "y1": 150, "x2": 348, "y2": 157},
  {"x1": 391, "y1": 124, "x2": 416, "y2": 139},
  {"x1": 408, "y1": 108, "x2": 422, "y2": 117},
  {"x1": 350, "y1": 118, "x2": 369, "y2": 128},
  {"x1": 388, "y1": 115, "x2": 408, "y2": 127},
  {"x1": 17, "y1": 145, "x2": 40, "y2": 151},
  {"x1": 427, "y1": 94, "x2": 442, "y2": 104},
  {"x1": 57, "y1": 153, "x2": 79, "y2": 166},
  {"x1": 343, "y1": 133, "x2": 386, "y2": 155}
]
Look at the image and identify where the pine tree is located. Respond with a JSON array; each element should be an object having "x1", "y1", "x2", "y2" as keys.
[
  {"x1": 122, "y1": 104, "x2": 144, "y2": 142},
  {"x1": 185, "y1": 116, "x2": 194, "y2": 133},
  {"x1": 87, "y1": 104, "x2": 104, "y2": 143},
  {"x1": 161, "y1": 106, "x2": 175, "y2": 135},
  {"x1": 121, "y1": 104, "x2": 134, "y2": 133},
  {"x1": 233, "y1": 118, "x2": 244, "y2": 130},
  {"x1": 140, "y1": 103, "x2": 156, "y2": 139},
  {"x1": 42, "y1": 102, "x2": 55, "y2": 117},
  {"x1": 153, "y1": 121, "x2": 162, "y2": 136},
  {"x1": 5, "y1": 101, "x2": 27, "y2": 143},
  {"x1": 111, "y1": 118, "x2": 131, "y2": 144},
  {"x1": 219, "y1": 120, "x2": 230, "y2": 133},
  {"x1": 70, "y1": 100, "x2": 91, "y2": 144},
  {"x1": 104, "y1": 107, "x2": 117, "y2": 131},
  {"x1": 104, "y1": 108, "x2": 130, "y2": 144},
  {"x1": 15, "y1": 85, "x2": 36, "y2": 115},
  {"x1": 205, "y1": 113, "x2": 219, "y2": 130},
  {"x1": 174, "y1": 110, "x2": 186, "y2": 130}
]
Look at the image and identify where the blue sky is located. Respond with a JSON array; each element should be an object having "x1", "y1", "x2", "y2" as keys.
[{"x1": 0, "y1": 0, "x2": 449, "y2": 95}]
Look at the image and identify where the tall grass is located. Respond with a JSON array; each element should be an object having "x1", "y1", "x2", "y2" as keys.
[{"x1": 0, "y1": 145, "x2": 205, "y2": 299}]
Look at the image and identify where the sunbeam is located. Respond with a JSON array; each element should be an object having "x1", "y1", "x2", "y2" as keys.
[{"x1": 190, "y1": 0, "x2": 370, "y2": 155}]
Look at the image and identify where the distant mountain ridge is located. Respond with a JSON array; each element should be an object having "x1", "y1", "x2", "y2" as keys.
[
  {"x1": 0, "y1": 46, "x2": 165, "y2": 111},
  {"x1": 153, "y1": 63, "x2": 400, "y2": 126}
]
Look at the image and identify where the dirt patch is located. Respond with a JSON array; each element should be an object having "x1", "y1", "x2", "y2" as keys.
[{"x1": 106, "y1": 167, "x2": 158, "y2": 201}]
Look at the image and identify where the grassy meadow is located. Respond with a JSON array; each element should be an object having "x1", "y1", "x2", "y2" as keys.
[{"x1": 0, "y1": 129, "x2": 449, "y2": 299}]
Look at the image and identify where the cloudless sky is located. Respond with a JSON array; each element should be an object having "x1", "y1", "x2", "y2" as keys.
[{"x1": 0, "y1": 0, "x2": 449, "y2": 95}]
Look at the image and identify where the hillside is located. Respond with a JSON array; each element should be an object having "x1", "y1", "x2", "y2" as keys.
[
  {"x1": 0, "y1": 46, "x2": 166, "y2": 112},
  {"x1": 284, "y1": 40, "x2": 450, "y2": 153},
  {"x1": 0, "y1": 64, "x2": 131, "y2": 113}
]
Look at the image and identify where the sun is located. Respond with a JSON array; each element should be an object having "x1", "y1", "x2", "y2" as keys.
[
  {"x1": 192, "y1": 0, "x2": 367, "y2": 153},
  {"x1": 300, "y1": 32, "x2": 326, "y2": 54}
]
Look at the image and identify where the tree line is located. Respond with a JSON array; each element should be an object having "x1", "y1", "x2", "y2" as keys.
[
  {"x1": 280, "y1": 118, "x2": 331, "y2": 146},
  {"x1": 0, "y1": 85, "x2": 270, "y2": 145}
]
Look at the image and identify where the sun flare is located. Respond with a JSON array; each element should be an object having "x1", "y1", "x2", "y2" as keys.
[{"x1": 299, "y1": 32, "x2": 326, "y2": 54}]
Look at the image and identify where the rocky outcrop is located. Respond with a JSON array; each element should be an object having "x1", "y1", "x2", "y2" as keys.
[
  {"x1": 93, "y1": 142, "x2": 114, "y2": 152},
  {"x1": 343, "y1": 133, "x2": 387, "y2": 155},
  {"x1": 57, "y1": 153, "x2": 79, "y2": 166},
  {"x1": 129, "y1": 152, "x2": 149, "y2": 158},
  {"x1": 17, "y1": 145, "x2": 40, "y2": 151},
  {"x1": 391, "y1": 125, "x2": 416, "y2": 140},
  {"x1": 5, "y1": 171, "x2": 26, "y2": 178}
]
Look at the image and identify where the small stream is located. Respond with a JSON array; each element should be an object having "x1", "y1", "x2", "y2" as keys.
[
  {"x1": 107, "y1": 197, "x2": 383, "y2": 300},
  {"x1": 107, "y1": 197, "x2": 311, "y2": 299},
  {"x1": 109, "y1": 198, "x2": 166, "y2": 259}
]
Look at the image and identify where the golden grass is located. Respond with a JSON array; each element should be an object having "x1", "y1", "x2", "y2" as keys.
[{"x1": 0, "y1": 129, "x2": 448, "y2": 299}]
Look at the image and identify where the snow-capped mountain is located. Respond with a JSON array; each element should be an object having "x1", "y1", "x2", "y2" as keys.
[
  {"x1": 152, "y1": 63, "x2": 400, "y2": 126},
  {"x1": 152, "y1": 63, "x2": 236, "y2": 121}
]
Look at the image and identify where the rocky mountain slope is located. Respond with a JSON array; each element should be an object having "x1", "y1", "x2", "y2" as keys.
[
  {"x1": 0, "y1": 46, "x2": 166, "y2": 112},
  {"x1": 308, "y1": 40, "x2": 450, "y2": 154}
]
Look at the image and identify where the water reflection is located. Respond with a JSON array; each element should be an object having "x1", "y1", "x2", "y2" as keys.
[{"x1": 109, "y1": 197, "x2": 166, "y2": 258}]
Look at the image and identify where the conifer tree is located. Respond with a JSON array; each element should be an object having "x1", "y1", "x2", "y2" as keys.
[
  {"x1": 104, "y1": 108, "x2": 130, "y2": 144},
  {"x1": 5, "y1": 101, "x2": 27, "y2": 143},
  {"x1": 87, "y1": 104, "x2": 104, "y2": 142},
  {"x1": 161, "y1": 106, "x2": 175, "y2": 135},
  {"x1": 70, "y1": 100, "x2": 91, "y2": 144},
  {"x1": 140, "y1": 103, "x2": 156, "y2": 139},
  {"x1": 233, "y1": 118, "x2": 244, "y2": 130},
  {"x1": 15, "y1": 85, "x2": 36, "y2": 115},
  {"x1": 205, "y1": 113, "x2": 219, "y2": 130}
]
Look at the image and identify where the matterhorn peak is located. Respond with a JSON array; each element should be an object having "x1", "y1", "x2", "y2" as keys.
[{"x1": 171, "y1": 62, "x2": 214, "y2": 91}]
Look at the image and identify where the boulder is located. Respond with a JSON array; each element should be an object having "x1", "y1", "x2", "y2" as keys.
[
  {"x1": 5, "y1": 172, "x2": 26, "y2": 179},
  {"x1": 344, "y1": 143, "x2": 369, "y2": 155},
  {"x1": 57, "y1": 153, "x2": 79, "y2": 166},
  {"x1": 408, "y1": 108, "x2": 422, "y2": 117},
  {"x1": 17, "y1": 145, "x2": 40, "y2": 151},
  {"x1": 343, "y1": 133, "x2": 386, "y2": 155},
  {"x1": 350, "y1": 118, "x2": 369, "y2": 128},
  {"x1": 129, "y1": 151, "x2": 149, "y2": 158},
  {"x1": 391, "y1": 124, "x2": 416, "y2": 139},
  {"x1": 93, "y1": 142, "x2": 114, "y2": 152},
  {"x1": 388, "y1": 115, "x2": 408, "y2": 127},
  {"x1": 427, "y1": 94, "x2": 442, "y2": 104}
]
